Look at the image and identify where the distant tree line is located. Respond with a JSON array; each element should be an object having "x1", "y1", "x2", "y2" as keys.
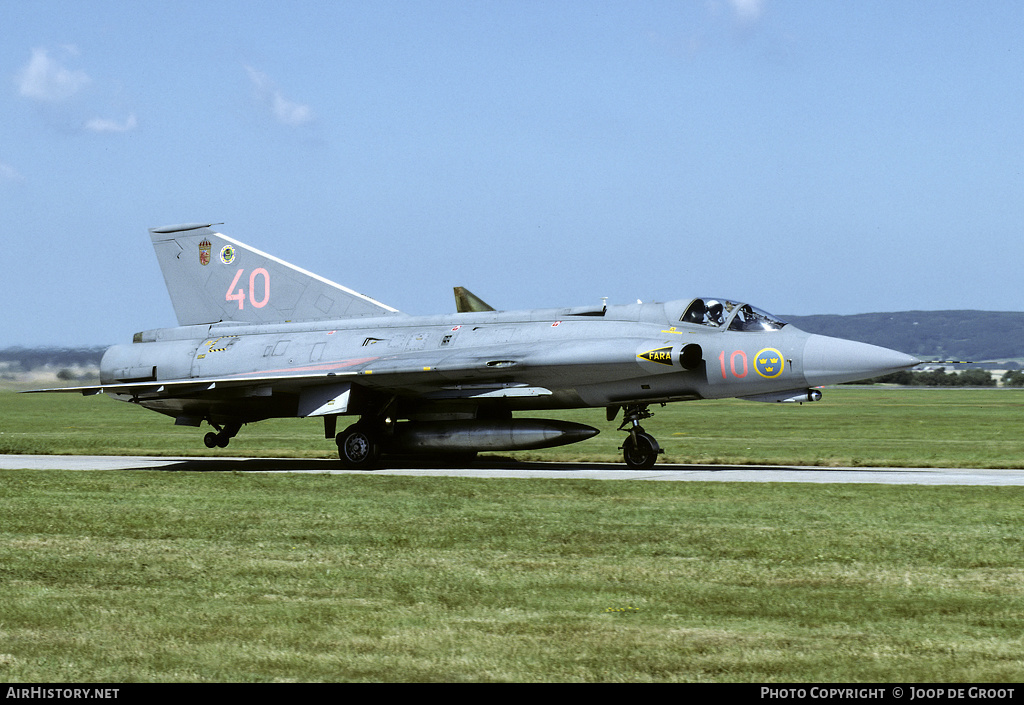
[
  {"x1": 1001, "y1": 370, "x2": 1024, "y2": 387},
  {"x1": 867, "y1": 369, "x2": 1024, "y2": 387},
  {"x1": 0, "y1": 346, "x2": 105, "y2": 372}
]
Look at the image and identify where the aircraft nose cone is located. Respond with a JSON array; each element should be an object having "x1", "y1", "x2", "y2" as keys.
[{"x1": 802, "y1": 335, "x2": 919, "y2": 387}]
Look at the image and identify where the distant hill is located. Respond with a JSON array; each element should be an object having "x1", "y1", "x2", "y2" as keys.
[{"x1": 785, "y1": 311, "x2": 1024, "y2": 364}]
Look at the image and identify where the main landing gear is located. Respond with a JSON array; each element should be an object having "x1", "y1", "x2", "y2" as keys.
[
  {"x1": 203, "y1": 421, "x2": 241, "y2": 449},
  {"x1": 615, "y1": 404, "x2": 663, "y2": 470},
  {"x1": 336, "y1": 422, "x2": 382, "y2": 470}
]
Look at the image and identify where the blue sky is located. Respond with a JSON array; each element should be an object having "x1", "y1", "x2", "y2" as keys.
[{"x1": 2, "y1": 0, "x2": 1022, "y2": 346}]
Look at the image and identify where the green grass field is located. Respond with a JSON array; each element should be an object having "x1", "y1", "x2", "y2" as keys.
[
  {"x1": 1, "y1": 388, "x2": 1023, "y2": 682},
  {"x1": 1, "y1": 472, "x2": 1023, "y2": 682}
]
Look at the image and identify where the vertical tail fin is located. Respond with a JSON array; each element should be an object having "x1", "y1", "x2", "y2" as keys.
[{"x1": 149, "y1": 223, "x2": 401, "y2": 326}]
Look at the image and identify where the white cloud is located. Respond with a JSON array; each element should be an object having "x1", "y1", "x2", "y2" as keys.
[
  {"x1": 271, "y1": 92, "x2": 313, "y2": 126},
  {"x1": 16, "y1": 47, "x2": 138, "y2": 136},
  {"x1": 16, "y1": 47, "x2": 91, "y2": 102},
  {"x1": 0, "y1": 161, "x2": 24, "y2": 182},
  {"x1": 85, "y1": 113, "x2": 138, "y2": 133},
  {"x1": 725, "y1": 0, "x2": 767, "y2": 23},
  {"x1": 245, "y1": 65, "x2": 314, "y2": 127}
]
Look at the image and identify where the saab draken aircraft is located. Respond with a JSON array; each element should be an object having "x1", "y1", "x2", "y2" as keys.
[{"x1": 30, "y1": 223, "x2": 919, "y2": 469}]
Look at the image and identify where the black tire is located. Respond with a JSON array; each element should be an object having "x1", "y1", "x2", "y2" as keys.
[
  {"x1": 204, "y1": 432, "x2": 219, "y2": 449},
  {"x1": 337, "y1": 425, "x2": 382, "y2": 470},
  {"x1": 622, "y1": 431, "x2": 660, "y2": 470}
]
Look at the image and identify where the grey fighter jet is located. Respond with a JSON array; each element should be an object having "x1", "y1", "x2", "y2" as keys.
[{"x1": 31, "y1": 223, "x2": 919, "y2": 469}]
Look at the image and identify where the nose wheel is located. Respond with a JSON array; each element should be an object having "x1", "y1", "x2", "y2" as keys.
[
  {"x1": 622, "y1": 430, "x2": 660, "y2": 469},
  {"x1": 617, "y1": 404, "x2": 663, "y2": 469}
]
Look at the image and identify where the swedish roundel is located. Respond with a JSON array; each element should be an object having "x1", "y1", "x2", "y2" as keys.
[{"x1": 754, "y1": 348, "x2": 784, "y2": 379}]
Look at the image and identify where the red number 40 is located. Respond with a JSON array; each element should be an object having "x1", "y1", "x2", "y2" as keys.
[{"x1": 225, "y1": 268, "x2": 270, "y2": 310}]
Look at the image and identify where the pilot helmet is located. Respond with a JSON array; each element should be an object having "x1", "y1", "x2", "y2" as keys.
[{"x1": 706, "y1": 299, "x2": 724, "y2": 323}]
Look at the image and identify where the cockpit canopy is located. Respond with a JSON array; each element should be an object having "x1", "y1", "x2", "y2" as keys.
[{"x1": 681, "y1": 298, "x2": 788, "y2": 332}]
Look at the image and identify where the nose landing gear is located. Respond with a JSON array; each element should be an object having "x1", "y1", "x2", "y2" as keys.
[{"x1": 616, "y1": 404, "x2": 662, "y2": 470}]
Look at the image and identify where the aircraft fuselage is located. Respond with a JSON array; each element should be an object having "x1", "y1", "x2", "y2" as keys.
[{"x1": 99, "y1": 298, "x2": 907, "y2": 428}]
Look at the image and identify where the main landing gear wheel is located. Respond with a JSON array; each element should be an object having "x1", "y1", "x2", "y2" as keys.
[
  {"x1": 337, "y1": 424, "x2": 382, "y2": 470},
  {"x1": 203, "y1": 422, "x2": 240, "y2": 449},
  {"x1": 621, "y1": 430, "x2": 660, "y2": 470},
  {"x1": 203, "y1": 432, "x2": 229, "y2": 449}
]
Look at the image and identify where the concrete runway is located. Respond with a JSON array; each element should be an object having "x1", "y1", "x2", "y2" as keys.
[{"x1": 2, "y1": 454, "x2": 1023, "y2": 485}]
